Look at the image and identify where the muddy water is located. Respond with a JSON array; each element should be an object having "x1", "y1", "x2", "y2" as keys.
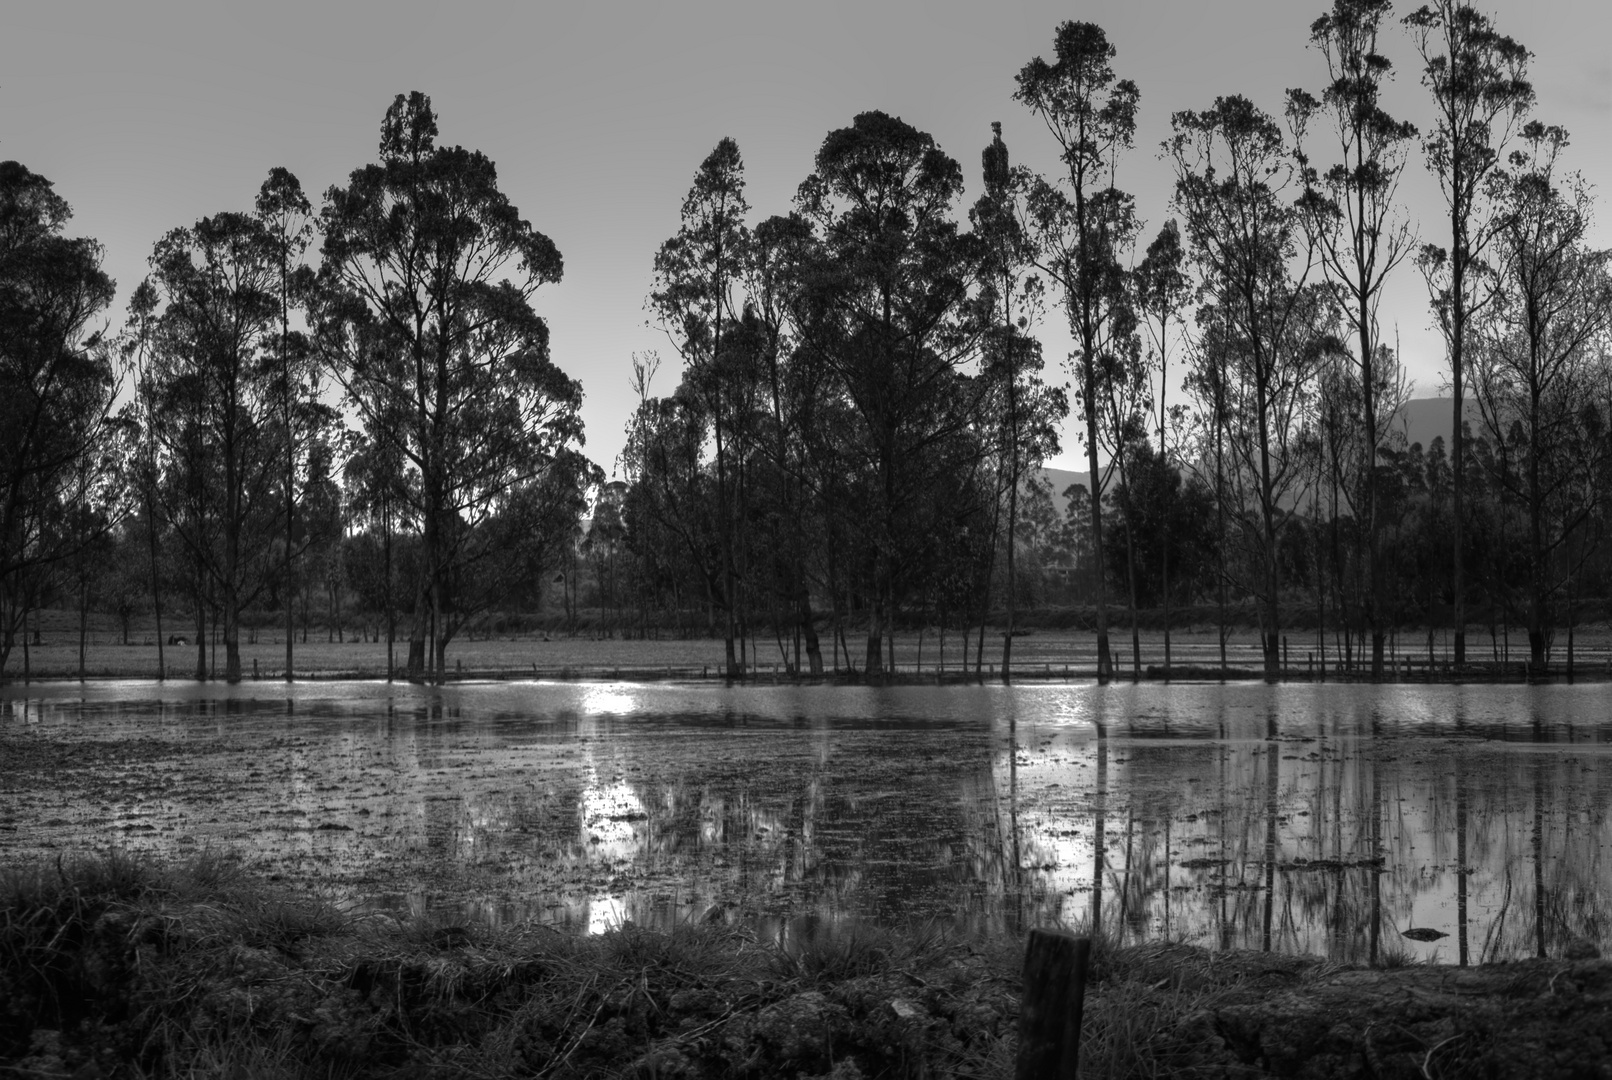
[{"x1": 2, "y1": 680, "x2": 1608, "y2": 963}]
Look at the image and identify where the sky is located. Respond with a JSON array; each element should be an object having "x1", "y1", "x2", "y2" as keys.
[{"x1": 5, "y1": 0, "x2": 1610, "y2": 477}]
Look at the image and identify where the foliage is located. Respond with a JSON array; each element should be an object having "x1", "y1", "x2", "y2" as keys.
[
  {"x1": 0, "y1": 161, "x2": 125, "y2": 677},
  {"x1": 320, "y1": 91, "x2": 588, "y2": 681}
]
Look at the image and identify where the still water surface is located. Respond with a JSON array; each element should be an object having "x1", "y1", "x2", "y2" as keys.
[{"x1": 2, "y1": 679, "x2": 1608, "y2": 964}]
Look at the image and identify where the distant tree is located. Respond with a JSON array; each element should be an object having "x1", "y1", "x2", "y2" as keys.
[
  {"x1": 1405, "y1": 0, "x2": 1534, "y2": 664},
  {"x1": 320, "y1": 92, "x2": 586, "y2": 682},
  {"x1": 1015, "y1": 21, "x2": 1140, "y2": 683},
  {"x1": 1472, "y1": 124, "x2": 1612, "y2": 666},
  {"x1": 0, "y1": 161, "x2": 122, "y2": 679},
  {"x1": 1288, "y1": 0, "x2": 1419, "y2": 678},
  {"x1": 1104, "y1": 440, "x2": 1215, "y2": 609}
]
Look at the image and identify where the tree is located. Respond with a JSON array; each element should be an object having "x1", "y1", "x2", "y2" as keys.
[
  {"x1": 1103, "y1": 440, "x2": 1215, "y2": 609},
  {"x1": 650, "y1": 139, "x2": 750, "y2": 675},
  {"x1": 320, "y1": 92, "x2": 586, "y2": 681},
  {"x1": 972, "y1": 122, "x2": 1063, "y2": 679},
  {"x1": 1288, "y1": 0, "x2": 1418, "y2": 678},
  {"x1": 1015, "y1": 20, "x2": 1140, "y2": 683},
  {"x1": 1472, "y1": 124, "x2": 1612, "y2": 666},
  {"x1": 255, "y1": 167, "x2": 319, "y2": 679},
  {"x1": 1169, "y1": 96, "x2": 1325, "y2": 680},
  {"x1": 0, "y1": 161, "x2": 122, "y2": 678},
  {"x1": 1134, "y1": 220, "x2": 1189, "y2": 669},
  {"x1": 1405, "y1": 0, "x2": 1534, "y2": 665},
  {"x1": 788, "y1": 111, "x2": 985, "y2": 676},
  {"x1": 139, "y1": 206, "x2": 287, "y2": 683}
]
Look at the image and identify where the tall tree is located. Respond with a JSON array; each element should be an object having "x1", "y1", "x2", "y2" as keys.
[
  {"x1": 0, "y1": 162, "x2": 121, "y2": 678},
  {"x1": 789, "y1": 111, "x2": 984, "y2": 676},
  {"x1": 1472, "y1": 124, "x2": 1612, "y2": 666},
  {"x1": 972, "y1": 122, "x2": 1062, "y2": 680},
  {"x1": 1169, "y1": 96, "x2": 1324, "y2": 680},
  {"x1": 320, "y1": 92, "x2": 585, "y2": 682},
  {"x1": 1405, "y1": 0, "x2": 1533, "y2": 665},
  {"x1": 650, "y1": 139, "x2": 750, "y2": 676},
  {"x1": 255, "y1": 167, "x2": 317, "y2": 679},
  {"x1": 1134, "y1": 221, "x2": 1189, "y2": 670},
  {"x1": 141, "y1": 208, "x2": 287, "y2": 683},
  {"x1": 1015, "y1": 20, "x2": 1139, "y2": 683},
  {"x1": 1288, "y1": 0, "x2": 1418, "y2": 679}
]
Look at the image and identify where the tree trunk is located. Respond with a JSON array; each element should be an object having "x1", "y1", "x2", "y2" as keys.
[{"x1": 193, "y1": 586, "x2": 206, "y2": 681}]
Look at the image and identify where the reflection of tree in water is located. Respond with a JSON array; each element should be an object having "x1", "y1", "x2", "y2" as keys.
[
  {"x1": 999, "y1": 686, "x2": 1612, "y2": 962},
  {"x1": 14, "y1": 683, "x2": 1609, "y2": 958}
]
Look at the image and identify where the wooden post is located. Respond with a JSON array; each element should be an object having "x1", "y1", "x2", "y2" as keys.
[{"x1": 1017, "y1": 929, "x2": 1090, "y2": 1079}]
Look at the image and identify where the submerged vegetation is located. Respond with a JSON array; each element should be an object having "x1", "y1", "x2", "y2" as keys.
[{"x1": 4, "y1": 853, "x2": 1610, "y2": 1079}]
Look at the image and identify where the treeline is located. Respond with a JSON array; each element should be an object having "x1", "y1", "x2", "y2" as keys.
[
  {"x1": 612, "y1": 1, "x2": 1612, "y2": 681},
  {"x1": 5, "y1": 3, "x2": 1610, "y2": 687},
  {"x1": 1, "y1": 94, "x2": 593, "y2": 684}
]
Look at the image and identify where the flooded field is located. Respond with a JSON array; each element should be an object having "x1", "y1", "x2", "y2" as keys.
[{"x1": 2, "y1": 679, "x2": 1607, "y2": 964}]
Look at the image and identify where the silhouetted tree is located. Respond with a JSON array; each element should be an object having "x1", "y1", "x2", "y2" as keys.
[
  {"x1": 0, "y1": 162, "x2": 122, "y2": 679},
  {"x1": 1289, "y1": 0, "x2": 1418, "y2": 678},
  {"x1": 1015, "y1": 21, "x2": 1139, "y2": 683},
  {"x1": 1472, "y1": 124, "x2": 1612, "y2": 666},
  {"x1": 320, "y1": 92, "x2": 585, "y2": 681},
  {"x1": 1405, "y1": 0, "x2": 1534, "y2": 664}
]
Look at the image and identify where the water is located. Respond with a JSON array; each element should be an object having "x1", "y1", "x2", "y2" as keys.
[{"x1": 2, "y1": 679, "x2": 1608, "y2": 963}]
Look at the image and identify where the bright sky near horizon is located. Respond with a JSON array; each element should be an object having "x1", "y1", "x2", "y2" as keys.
[{"x1": 5, "y1": 1, "x2": 1609, "y2": 477}]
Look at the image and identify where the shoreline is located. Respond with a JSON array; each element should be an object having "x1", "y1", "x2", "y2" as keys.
[{"x1": 5, "y1": 660, "x2": 1609, "y2": 687}]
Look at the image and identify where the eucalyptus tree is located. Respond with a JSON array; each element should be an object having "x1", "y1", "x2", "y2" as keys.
[
  {"x1": 1168, "y1": 96, "x2": 1326, "y2": 680},
  {"x1": 141, "y1": 206, "x2": 290, "y2": 682},
  {"x1": 1015, "y1": 20, "x2": 1139, "y2": 682},
  {"x1": 972, "y1": 122, "x2": 1063, "y2": 679},
  {"x1": 320, "y1": 92, "x2": 584, "y2": 682},
  {"x1": 1134, "y1": 221, "x2": 1189, "y2": 669},
  {"x1": 788, "y1": 111, "x2": 984, "y2": 676},
  {"x1": 0, "y1": 161, "x2": 122, "y2": 678},
  {"x1": 1288, "y1": 0, "x2": 1418, "y2": 679},
  {"x1": 744, "y1": 212, "x2": 827, "y2": 674},
  {"x1": 254, "y1": 167, "x2": 318, "y2": 679},
  {"x1": 1404, "y1": 0, "x2": 1533, "y2": 664},
  {"x1": 1471, "y1": 124, "x2": 1612, "y2": 666},
  {"x1": 651, "y1": 138, "x2": 749, "y2": 675}
]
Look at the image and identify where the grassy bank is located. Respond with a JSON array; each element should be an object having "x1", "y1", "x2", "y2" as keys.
[
  {"x1": 5, "y1": 854, "x2": 1610, "y2": 1079},
  {"x1": 9, "y1": 621, "x2": 1612, "y2": 683}
]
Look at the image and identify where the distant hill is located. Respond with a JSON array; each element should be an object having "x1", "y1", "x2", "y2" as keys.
[{"x1": 1033, "y1": 397, "x2": 1475, "y2": 519}]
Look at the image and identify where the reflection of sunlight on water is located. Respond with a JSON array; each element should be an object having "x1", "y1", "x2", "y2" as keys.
[
  {"x1": 581, "y1": 685, "x2": 640, "y2": 716},
  {"x1": 588, "y1": 895, "x2": 627, "y2": 934},
  {"x1": 8, "y1": 680, "x2": 1612, "y2": 961},
  {"x1": 581, "y1": 773, "x2": 648, "y2": 857}
]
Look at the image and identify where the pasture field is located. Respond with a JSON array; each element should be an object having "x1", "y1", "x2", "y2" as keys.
[{"x1": 8, "y1": 622, "x2": 1612, "y2": 681}]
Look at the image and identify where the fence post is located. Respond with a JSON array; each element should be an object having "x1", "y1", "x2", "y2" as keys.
[{"x1": 1017, "y1": 929, "x2": 1090, "y2": 1079}]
